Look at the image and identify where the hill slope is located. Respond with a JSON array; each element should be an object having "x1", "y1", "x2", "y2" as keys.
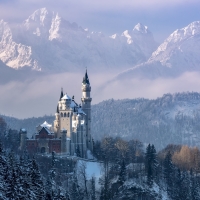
[{"x1": 2, "y1": 92, "x2": 200, "y2": 150}]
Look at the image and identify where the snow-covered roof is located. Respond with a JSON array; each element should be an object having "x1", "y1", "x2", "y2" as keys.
[
  {"x1": 61, "y1": 93, "x2": 71, "y2": 100},
  {"x1": 44, "y1": 127, "x2": 52, "y2": 134},
  {"x1": 41, "y1": 121, "x2": 52, "y2": 129},
  {"x1": 78, "y1": 107, "x2": 86, "y2": 115},
  {"x1": 36, "y1": 126, "x2": 52, "y2": 135},
  {"x1": 70, "y1": 100, "x2": 78, "y2": 108},
  {"x1": 21, "y1": 128, "x2": 26, "y2": 132}
]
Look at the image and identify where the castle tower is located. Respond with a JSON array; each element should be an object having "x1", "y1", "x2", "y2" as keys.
[
  {"x1": 61, "y1": 129, "x2": 67, "y2": 153},
  {"x1": 19, "y1": 128, "x2": 27, "y2": 151},
  {"x1": 81, "y1": 70, "x2": 92, "y2": 150}
]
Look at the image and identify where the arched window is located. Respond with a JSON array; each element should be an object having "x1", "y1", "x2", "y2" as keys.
[
  {"x1": 64, "y1": 113, "x2": 67, "y2": 117},
  {"x1": 68, "y1": 112, "x2": 69, "y2": 117},
  {"x1": 61, "y1": 113, "x2": 63, "y2": 117}
]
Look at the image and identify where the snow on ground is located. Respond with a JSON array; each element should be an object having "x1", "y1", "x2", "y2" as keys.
[
  {"x1": 87, "y1": 150, "x2": 94, "y2": 159},
  {"x1": 76, "y1": 159, "x2": 103, "y2": 189}
]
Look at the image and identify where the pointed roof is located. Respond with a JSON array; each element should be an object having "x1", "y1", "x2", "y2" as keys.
[
  {"x1": 61, "y1": 93, "x2": 71, "y2": 100},
  {"x1": 59, "y1": 88, "x2": 64, "y2": 100},
  {"x1": 41, "y1": 121, "x2": 52, "y2": 129},
  {"x1": 82, "y1": 69, "x2": 90, "y2": 85},
  {"x1": 56, "y1": 104, "x2": 59, "y2": 113}
]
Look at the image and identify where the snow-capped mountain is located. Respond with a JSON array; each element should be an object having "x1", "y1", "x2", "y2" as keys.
[
  {"x1": 0, "y1": 8, "x2": 157, "y2": 72},
  {"x1": 116, "y1": 21, "x2": 200, "y2": 80}
]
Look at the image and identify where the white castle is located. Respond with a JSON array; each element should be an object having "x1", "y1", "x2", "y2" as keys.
[
  {"x1": 20, "y1": 70, "x2": 93, "y2": 158},
  {"x1": 53, "y1": 70, "x2": 93, "y2": 157}
]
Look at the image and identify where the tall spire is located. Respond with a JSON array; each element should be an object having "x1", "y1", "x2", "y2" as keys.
[
  {"x1": 56, "y1": 104, "x2": 59, "y2": 113},
  {"x1": 82, "y1": 69, "x2": 90, "y2": 85},
  {"x1": 59, "y1": 88, "x2": 63, "y2": 100}
]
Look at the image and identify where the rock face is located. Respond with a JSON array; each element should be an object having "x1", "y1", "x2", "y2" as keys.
[
  {"x1": 0, "y1": 8, "x2": 157, "y2": 72},
  {"x1": 116, "y1": 21, "x2": 200, "y2": 79}
]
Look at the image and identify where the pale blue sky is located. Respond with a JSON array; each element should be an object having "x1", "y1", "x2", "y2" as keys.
[{"x1": 0, "y1": 0, "x2": 200, "y2": 42}]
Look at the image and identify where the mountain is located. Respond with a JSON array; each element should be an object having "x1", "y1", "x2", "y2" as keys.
[
  {"x1": 115, "y1": 21, "x2": 200, "y2": 80},
  {"x1": 2, "y1": 92, "x2": 200, "y2": 150},
  {"x1": 0, "y1": 8, "x2": 158, "y2": 73}
]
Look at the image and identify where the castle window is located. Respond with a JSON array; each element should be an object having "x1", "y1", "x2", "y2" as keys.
[
  {"x1": 64, "y1": 113, "x2": 67, "y2": 117},
  {"x1": 61, "y1": 113, "x2": 63, "y2": 117},
  {"x1": 68, "y1": 112, "x2": 69, "y2": 117}
]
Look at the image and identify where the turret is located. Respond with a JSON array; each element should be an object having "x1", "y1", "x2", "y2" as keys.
[
  {"x1": 61, "y1": 129, "x2": 67, "y2": 153},
  {"x1": 19, "y1": 128, "x2": 27, "y2": 151},
  {"x1": 81, "y1": 70, "x2": 92, "y2": 151},
  {"x1": 60, "y1": 88, "x2": 64, "y2": 100},
  {"x1": 82, "y1": 70, "x2": 91, "y2": 98}
]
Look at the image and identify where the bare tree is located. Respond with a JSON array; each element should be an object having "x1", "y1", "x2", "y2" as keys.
[{"x1": 78, "y1": 161, "x2": 88, "y2": 197}]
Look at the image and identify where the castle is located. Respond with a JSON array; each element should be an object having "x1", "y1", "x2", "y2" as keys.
[{"x1": 20, "y1": 70, "x2": 93, "y2": 158}]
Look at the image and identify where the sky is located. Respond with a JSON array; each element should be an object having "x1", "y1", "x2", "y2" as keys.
[{"x1": 0, "y1": 0, "x2": 200, "y2": 42}]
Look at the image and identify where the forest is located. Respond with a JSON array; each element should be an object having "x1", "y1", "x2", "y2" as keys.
[
  {"x1": 0, "y1": 117, "x2": 200, "y2": 199},
  {"x1": 2, "y1": 92, "x2": 200, "y2": 151}
]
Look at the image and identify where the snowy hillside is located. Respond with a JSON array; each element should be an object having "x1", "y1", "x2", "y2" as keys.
[
  {"x1": 115, "y1": 21, "x2": 200, "y2": 79},
  {"x1": 0, "y1": 8, "x2": 157, "y2": 72},
  {"x1": 2, "y1": 92, "x2": 200, "y2": 150},
  {"x1": 92, "y1": 92, "x2": 200, "y2": 150}
]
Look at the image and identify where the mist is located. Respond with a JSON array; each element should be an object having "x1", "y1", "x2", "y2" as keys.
[{"x1": 0, "y1": 71, "x2": 200, "y2": 119}]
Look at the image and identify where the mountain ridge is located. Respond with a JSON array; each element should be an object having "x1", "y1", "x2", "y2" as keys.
[
  {"x1": 115, "y1": 21, "x2": 200, "y2": 80},
  {"x1": 0, "y1": 8, "x2": 158, "y2": 73}
]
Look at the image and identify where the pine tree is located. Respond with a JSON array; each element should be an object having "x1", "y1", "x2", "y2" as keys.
[
  {"x1": 30, "y1": 158, "x2": 45, "y2": 199},
  {"x1": 145, "y1": 144, "x2": 157, "y2": 186},
  {"x1": 45, "y1": 176, "x2": 53, "y2": 199},
  {"x1": 163, "y1": 151, "x2": 174, "y2": 193},
  {"x1": 190, "y1": 169, "x2": 200, "y2": 200},
  {"x1": 90, "y1": 177, "x2": 96, "y2": 200},
  {"x1": 22, "y1": 155, "x2": 34, "y2": 199},
  {"x1": 118, "y1": 159, "x2": 126, "y2": 185},
  {"x1": 150, "y1": 145, "x2": 158, "y2": 177},
  {"x1": 6, "y1": 168, "x2": 21, "y2": 199},
  {"x1": 70, "y1": 182, "x2": 79, "y2": 200},
  {"x1": 46, "y1": 151, "x2": 57, "y2": 198},
  {"x1": 0, "y1": 142, "x2": 7, "y2": 198},
  {"x1": 70, "y1": 171, "x2": 82, "y2": 200}
]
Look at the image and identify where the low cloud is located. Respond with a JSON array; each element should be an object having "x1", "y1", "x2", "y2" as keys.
[
  {"x1": 96, "y1": 71, "x2": 200, "y2": 101},
  {"x1": 0, "y1": 71, "x2": 114, "y2": 118},
  {"x1": 1, "y1": 71, "x2": 200, "y2": 119}
]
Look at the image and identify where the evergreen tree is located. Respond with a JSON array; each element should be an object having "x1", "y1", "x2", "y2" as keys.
[
  {"x1": 90, "y1": 177, "x2": 96, "y2": 200},
  {"x1": 118, "y1": 159, "x2": 126, "y2": 185},
  {"x1": 6, "y1": 168, "x2": 21, "y2": 199},
  {"x1": 70, "y1": 171, "x2": 82, "y2": 200},
  {"x1": 30, "y1": 158, "x2": 45, "y2": 199},
  {"x1": 47, "y1": 151, "x2": 57, "y2": 198},
  {"x1": 45, "y1": 176, "x2": 53, "y2": 199},
  {"x1": 0, "y1": 142, "x2": 7, "y2": 198},
  {"x1": 145, "y1": 144, "x2": 157, "y2": 186},
  {"x1": 150, "y1": 145, "x2": 158, "y2": 177},
  {"x1": 70, "y1": 182, "x2": 79, "y2": 200},
  {"x1": 190, "y1": 169, "x2": 200, "y2": 200},
  {"x1": 163, "y1": 151, "x2": 174, "y2": 193}
]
